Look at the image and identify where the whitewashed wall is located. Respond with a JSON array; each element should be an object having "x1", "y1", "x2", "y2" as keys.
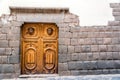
[{"x1": 0, "y1": 0, "x2": 119, "y2": 26}]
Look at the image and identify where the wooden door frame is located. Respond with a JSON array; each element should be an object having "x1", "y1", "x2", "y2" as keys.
[{"x1": 20, "y1": 22, "x2": 59, "y2": 74}]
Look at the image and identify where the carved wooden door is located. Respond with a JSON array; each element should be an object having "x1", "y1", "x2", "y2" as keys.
[{"x1": 21, "y1": 23, "x2": 58, "y2": 74}]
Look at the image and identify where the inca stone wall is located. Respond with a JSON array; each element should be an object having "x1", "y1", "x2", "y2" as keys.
[{"x1": 0, "y1": 3, "x2": 120, "y2": 79}]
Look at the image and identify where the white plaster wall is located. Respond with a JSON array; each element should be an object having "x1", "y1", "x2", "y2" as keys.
[{"x1": 0, "y1": 0, "x2": 119, "y2": 26}]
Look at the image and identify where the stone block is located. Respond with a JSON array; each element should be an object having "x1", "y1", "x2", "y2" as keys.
[
  {"x1": 79, "y1": 53, "x2": 87, "y2": 61},
  {"x1": 93, "y1": 70, "x2": 103, "y2": 74},
  {"x1": 59, "y1": 45, "x2": 67, "y2": 54},
  {"x1": 5, "y1": 48, "x2": 12, "y2": 55},
  {"x1": 99, "y1": 45, "x2": 107, "y2": 52},
  {"x1": 85, "y1": 38, "x2": 92, "y2": 45},
  {"x1": 113, "y1": 32, "x2": 120, "y2": 37},
  {"x1": 113, "y1": 12, "x2": 120, "y2": 16},
  {"x1": 2, "y1": 64, "x2": 14, "y2": 73},
  {"x1": 104, "y1": 32, "x2": 113, "y2": 38},
  {"x1": 74, "y1": 46, "x2": 82, "y2": 53},
  {"x1": 71, "y1": 53, "x2": 79, "y2": 61},
  {"x1": 110, "y1": 3, "x2": 120, "y2": 8},
  {"x1": 93, "y1": 52, "x2": 100, "y2": 60},
  {"x1": 97, "y1": 61, "x2": 107, "y2": 69},
  {"x1": 68, "y1": 61, "x2": 83, "y2": 70},
  {"x1": 59, "y1": 54, "x2": 68, "y2": 63},
  {"x1": 106, "y1": 60, "x2": 115, "y2": 69},
  {"x1": 0, "y1": 34, "x2": 6, "y2": 40},
  {"x1": 72, "y1": 32, "x2": 78, "y2": 38},
  {"x1": 107, "y1": 45, "x2": 114, "y2": 52},
  {"x1": 106, "y1": 52, "x2": 113, "y2": 60},
  {"x1": 0, "y1": 64, "x2": 3, "y2": 73},
  {"x1": 78, "y1": 39, "x2": 85, "y2": 45},
  {"x1": 108, "y1": 21, "x2": 120, "y2": 26},
  {"x1": 99, "y1": 52, "x2": 107, "y2": 60},
  {"x1": 79, "y1": 70, "x2": 88, "y2": 75},
  {"x1": 115, "y1": 16, "x2": 120, "y2": 21},
  {"x1": 91, "y1": 38, "x2": 97, "y2": 45},
  {"x1": 102, "y1": 69, "x2": 109, "y2": 74},
  {"x1": 78, "y1": 32, "x2": 88, "y2": 38},
  {"x1": 0, "y1": 48, "x2": 6, "y2": 55},
  {"x1": 70, "y1": 39, "x2": 78, "y2": 46},
  {"x1": 96, "y1": 38, "x2": 103, "y2": 45},
  {"x1": 109, "y1": 69, "x2": 117, "y2": 74},
  {"x1": 11, "y1": 48, "x2": 20, "y2": 56},
  {"x1": 81, "y1": 45, "x2": 91, "y2": 52},
  {"x1": 70, "y1": 26, "x2": 80, "y2": 32},
  {"x1": 1, "y1": 56, "x2": 8, "y2": 64},
  {"x1": 1, "y1": 27, "x2": 10, "y2": 34},
  {"x1": 9, "y1": 40, "x2": 19, "y2": 47},
  {"x1": 0, "y1": 40, "x2": 8, "y2": 48},
  {"x1": 83, "y1": 61, "x2": 97, "y2": 70},
  {"x1": 70, "y1": 70, "x2": 80, "y2": 75},
  {"x1": 11, "y1": 21, "x2": 23, "y2": 27},
  {"x1": 86, "y1": 53, "x2": 93, "y2": 61},
  {"x1": 59, "y1": 38, "x2": 70, "y2": 45},
  {"x1": 103, "y1": 38, "x2": 112, "y2": 45},
  {"x1": 113, "y1": 8, "x2": 120, "y2": 12},
  {"x1": 14, "y1": 64, "x2": 20, "y2": 73},
  {"x1": 112, "y1": 52, "x2": 119, "y2": 60},
  {"x1": 8, "y1": 55, "x2": 19, "y2": 64},
  {"x1": 7, "y1": 33, "x2": 20, "y2": 40},
  {"x1": 59, "y1": 71, "x2": 71, "y2": 76},
  {"x1": 68, "y1": 46, "x2": 74, "y2": 54},
  {"x1": 58, "y1": 63, "x2": 68, "y2": 71},
  {"x1": 59, "y1": 32, "x2": 72, "y2": 38},
  {"x1": 114, "y1": 60, "x2": 120, "y2": 69},
  {"x1": 91, "y1": 45, "x2": 99, "y2": 52}
]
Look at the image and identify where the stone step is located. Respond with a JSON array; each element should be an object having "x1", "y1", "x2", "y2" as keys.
[{"x1": 2, "y1": 74, "x2": 120, "y2": 80}]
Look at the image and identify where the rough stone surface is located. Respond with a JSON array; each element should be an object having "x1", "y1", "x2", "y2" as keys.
[{"x1": 1, "y1": 3, "x2": 120, "y2": 79}]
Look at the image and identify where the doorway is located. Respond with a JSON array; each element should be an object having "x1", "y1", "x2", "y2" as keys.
[{"x1": 21, "y1": 23, "x2": 58, "y2": 74}]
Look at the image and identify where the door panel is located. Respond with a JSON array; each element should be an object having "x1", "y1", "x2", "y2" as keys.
[{"x1": 21, "y1": 23, "x2": 58, "y2": 74}]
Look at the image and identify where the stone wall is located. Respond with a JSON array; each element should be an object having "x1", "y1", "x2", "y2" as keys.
[{"x1": 0, "y1": 3, "x2": 120, "y2": 79}]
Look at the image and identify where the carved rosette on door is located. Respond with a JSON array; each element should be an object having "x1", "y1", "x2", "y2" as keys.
[{"x1": 21, "y1": 23, "x2": 58, "y2": 74}]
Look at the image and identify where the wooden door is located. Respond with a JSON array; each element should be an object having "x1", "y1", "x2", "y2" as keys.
[{"x1": 21, "y1": 23, "x2": 58, "y2": 74}]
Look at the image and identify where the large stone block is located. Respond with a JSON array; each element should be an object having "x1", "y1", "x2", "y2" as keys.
[
  {"x1": 0, "y1": 40, "x2": 8, "y2": 48},
  {"x1": 59, "y1": 38, "x2": 70, "y2": 45},
  {"x1": 99, "y1": 52, "x2": 107, "y2": 60},
  {"x1": 97, "y1": 61, "x2": 107, "y2": 69},
  {"x1": 114, "y1": 60, "x2": 120, "y2": 69},
  {"x1": 112, "y1": 52, "x2": 120, "y2": 60},
  {"x1": 106, "y1": 52, "x2": 113, "y2": 60},
  {"x1": 9, "y1": 40, "x2": 19, "y2": 47},
  {"x1": 68, "y1": 46, "x2": 74, "y2": 54},
  {"x1": 71, "y1": 53, "x2": 79, "y2": 61},
  {"x1": 70, "y1": 39, "x2": 78, "y2": 46},
  {"x1": 86, "y1": 53, "x2": 93, "y2": 61},
  {"x1": 93, "y1": 52, "x2": 100, "y2": 60},
  {"x1": 91, "y1": 45, "x2": 99, "y2": 52},
  {"x1": 7, "y1": 33, "x2": 20, "y2": 40},
  {"x1": 83, "y1": 61, "x2": 97, "y2": 70},
  {"x1": 110, "y1": 3, "x2": 120, "y2": 8},
  {"x1": 74, "y1": 46, "x2": 82, "y2": 53},
  {"x1": 79, "y1": 53, "x2": 87, "y2": 61},
  {"x1": 68, "y1": 61, "x2": 83, "y2": 70},
  {"x1": 58, "y1": 63, "x2": 68, "y2": 71},
  {"x1": 78, "y1": 39, "x2": 85, "y2": 45},
  {"x1": 59, "y1": 54, "x2": 68, "y2": 63},
  {"x1": 81, "y1": 45, "x2": 91, "y2": 52},
  {"x1": 2, "y1": 64, "x2": 14, "y2": 73},
  {"x1": 0, "y1": 34, "x2": 6, "y2": 40},
  {"x1": 1, "y1": 56, "x2": 8, "y2": 64},
  {"x1": 108, "y1": 21, "x2": 120, "y2": 26},
  {"x1": 99, "y1": 45, "x2": 107, "y2": 52},
  {"x1": 103, "y1": 38, "x2": 112, "y2": 45},
  {"x1": 0, "y1": 48, "x2": 6, "y2": 55},
  {"x1": 8, "y1": 55, "x2": 19, "y2": 64},
  {"x1": 59, "y1": 45, "x2": 67, "y2": 54},
  {"x1": 96, "y1": 38, "x2": 103, "y2": 45}
]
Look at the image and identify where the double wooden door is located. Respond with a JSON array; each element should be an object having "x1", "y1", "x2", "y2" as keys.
[{"x1": 21, "y1": 23, "x2": 58, "y2": 74}]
